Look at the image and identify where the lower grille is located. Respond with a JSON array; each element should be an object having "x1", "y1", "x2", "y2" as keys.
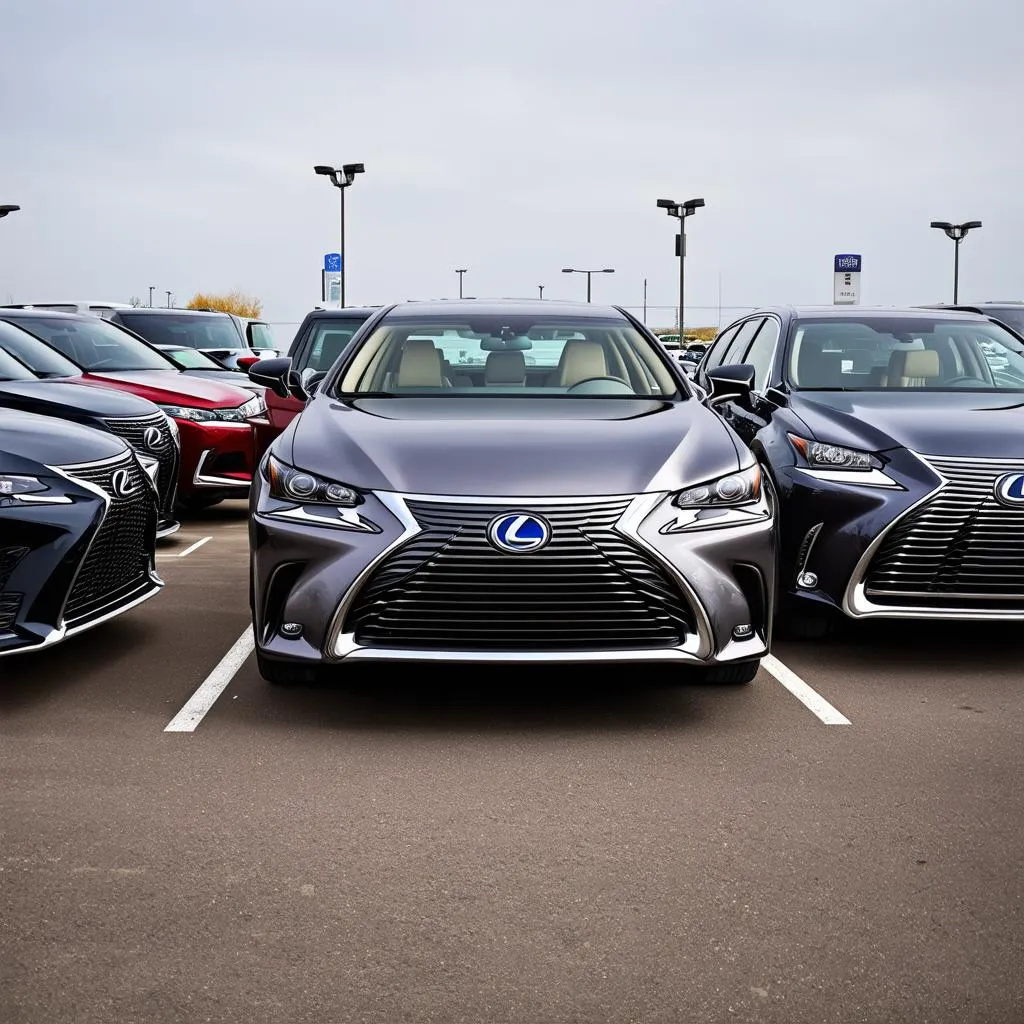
[
  {"x1": 865, "y1": 455, "x2": 1024, "y2": 608},
  {"x1": 346, "y1": 498, "x2": 693, "y2": 651},
  {"x1": 104, "y1": 414, "x2": 179, "y2": 519},
  {"x1": 61, "y1": 455, "x2": 156, "y2": 628},
  {"x1": 0, "y1": 545, "x2": 28, "y2": 630},
  {"x1": 0, "y1": 593, "x2": 21, "y2": 630}
]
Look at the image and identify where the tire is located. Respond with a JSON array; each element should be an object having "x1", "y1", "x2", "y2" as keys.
[
  {"x1": 774, "y1": 599, "x2": 835, "y2": 641},
  {"x1": 696, "y1": 660, "x2": 760, "y2": 685},
  {"x1": 256, "y1": 650, "x2": 322, "y2": 687}
]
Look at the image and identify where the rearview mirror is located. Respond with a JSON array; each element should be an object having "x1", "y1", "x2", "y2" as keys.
[
  {"x1": 706, "y1": 363, "x2": 755, "y2": 409},
  {"x1": 248, "y1": 356, "x2": 292, "y2": 399}
]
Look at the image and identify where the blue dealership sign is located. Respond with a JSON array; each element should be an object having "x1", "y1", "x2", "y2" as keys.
[
  {"x1": 834, "y1": 254, "x2": 862, "y2": 273},
  {"x1": 324, "y1": 252, "x2": 342, "y2": 273}
]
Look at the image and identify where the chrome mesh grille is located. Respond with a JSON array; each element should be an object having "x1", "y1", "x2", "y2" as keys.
[
  {"x1": 61, "y1": 454, "x2": 156, "y2": 627},
  {"x1": 345, "y1": 498, "x2": 693, "y2": 651},
  {"x1": 103, "y1": 414, "x2": 179, "y2": 519},
  {"x1": 865, "y1": 455, "x2": 1024, "y2": 607}
]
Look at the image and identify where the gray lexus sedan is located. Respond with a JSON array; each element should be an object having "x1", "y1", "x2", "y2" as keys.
[{"x1": 247, "y1": 300, "x2": 776, "y2": 686}]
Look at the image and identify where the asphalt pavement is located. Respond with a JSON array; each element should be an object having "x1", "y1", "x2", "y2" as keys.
[{"x1": 2, "y1": 501, "x2": 1022, "y2": 1024}]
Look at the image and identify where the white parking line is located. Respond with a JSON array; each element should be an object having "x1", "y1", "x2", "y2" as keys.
[
  {"x1": 164, "y1": 627, "x2": 254, "y2": 732},
  {"x1": 175, "y1": 536, "x2": 212, "y2": 558},
  {"x1": 762, "y1": 654, "x2": 851, "y2": 725}
]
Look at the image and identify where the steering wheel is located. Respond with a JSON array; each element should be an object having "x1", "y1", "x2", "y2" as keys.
[
  {"x1": 942, "y1": 375, "x2": 988, "y2": 386},
  {"x1": 565, "y1": 376, "x2": 631, "y2": 394}
]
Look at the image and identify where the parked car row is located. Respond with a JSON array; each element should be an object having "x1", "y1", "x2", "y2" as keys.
[{"x1": 241, "y1": 298, "x2": 1024, "y2": 687}]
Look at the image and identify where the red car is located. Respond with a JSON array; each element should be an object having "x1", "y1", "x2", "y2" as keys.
[
  {"x1": 247, "y1": 306, "x2": 377, "y2": 461},
  {"x1": 0, "y1": 309, "x2": 264, "y2": 510}
]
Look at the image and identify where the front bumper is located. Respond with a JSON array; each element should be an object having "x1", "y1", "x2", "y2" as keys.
[
  {"x1": 775, "y1": 449, "x2": 1024, "y2": 621},
  {"x1": 175, "y1": 420, "x2": 255, "y2": 501},
  {"x1": 0, "y1": 456, "x2": 163, "y2": 657},
  {"x1": 250, "y1": 482, "x2": 776, "y2": 668}
]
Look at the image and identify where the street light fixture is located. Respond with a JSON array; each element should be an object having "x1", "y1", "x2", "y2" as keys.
[
  {"x1": 314, "y1": 162, "x2": 366, "y2": 307},
  {"x1": 930, "y1": 219, "x2": 982, "y2": 303},
  {"x1": 657, "y1": 196, "x2": 705, "y2": 337},
  {"x1": 538, "y1": 285, "x2": 545, "y2": 299},
  {"x1": 561, "y1": 267, "x2": 615, "y2": 302},
  {"x1": 0, "y1": 204, "x2": 20, "y2": 219},
  {"x1": 455, "y1": 268, "x2": 468, "y2": 299}
]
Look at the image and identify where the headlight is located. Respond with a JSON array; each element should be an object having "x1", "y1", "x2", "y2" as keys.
[
  {"x1": 0, "y1": 475, "x2": 48, "y2": 497},
  {"x1": 788, "y1": 434, "x2": 875, "y2": 470},
  {"x1": 673, "y1": 465, "x2": 761, "y2": 508},
  {"x1": 265, "y1": 454, "x2": 360, "y2": 506},
  {"x1": 158, "y1": 403, "x2": 253, "y2": 424},
  {"x1": 240, "y1": 395, "x2": 265, "y2": 418}
]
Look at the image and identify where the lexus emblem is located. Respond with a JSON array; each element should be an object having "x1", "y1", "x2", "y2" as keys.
[
  {"x1": 109, "y1": 468, "x2": 139, "y2": 500},
  {"x1": 143, "y1": 425, "x2": 165, "y2": 451}
]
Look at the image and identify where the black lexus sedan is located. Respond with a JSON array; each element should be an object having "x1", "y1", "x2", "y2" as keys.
[
  {"x1": 247, "y1": 300, "x2": 777, "y2": 687},
  {"x1": 0, "y1": 408, "x2": 163, "y2": 658},
  {"x1": 692, "y1": 306, "x2": 1024, "y2": 635},
  {"x1": 0, "y1": 322, "x2": 180, "y2": 537}
]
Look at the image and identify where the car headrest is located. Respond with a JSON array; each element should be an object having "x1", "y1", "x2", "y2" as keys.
[
  {"x1": 484, "y1": 349, "x2": 527, "y2": 384},
  {"x1": 555, "y1": 339, "x2": 607, "y2": 386},
  {"x1": 396, "y1": 339, "x2": 443, "y2": 387}
]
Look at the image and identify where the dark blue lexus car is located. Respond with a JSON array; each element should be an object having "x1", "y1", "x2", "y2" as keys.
[{"x1": 693, "y1": 306, "x2": 1024, "y2": 636}]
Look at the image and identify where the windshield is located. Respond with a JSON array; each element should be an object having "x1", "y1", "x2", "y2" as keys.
[
  {"x1": 0, "y1": 318, "x2": 85, "y2": 377},
  {"x1": 332, "y1": 314, "x2": 683, "y2": 398},
  {"x1": 0, "y1": 345, "x2": 37, "y2": 381},
  {"x1": 4, "y1": 315, "x2": 176, "y2": 372},
  {"x1": 786, "y1": 316, "x2": 1024, "y2": 391},
  {"x1": 117, "y1": 312, "x2": 246, "y2": 351},
  {"x1": 164, "y1": 347, "x2": 228, "y2": 370}
]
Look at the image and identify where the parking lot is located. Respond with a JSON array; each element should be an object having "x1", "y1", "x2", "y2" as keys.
[{"x1": 2, "y1": 502, "x2": 1021, "y2": 1024}]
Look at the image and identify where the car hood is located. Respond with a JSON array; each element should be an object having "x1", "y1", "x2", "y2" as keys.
[
  {"x1": 79, "y1": 370, "x2": 254, "y2": 408},
  {"x1": 0, "y1": 379, "x2": 158, "y2": 418},
  {"x1": 181, "y1": 369, "x2": 266, "y2": 393},
  {"x1": 286, "y1": 396, "x2": 743, "y2": 496},
  {"x1": 0, "y1": 408, "x2": 127, "y2": 469},
  {"x1": 790, "y1": 391, "x2": 1024, "y2": 458}
]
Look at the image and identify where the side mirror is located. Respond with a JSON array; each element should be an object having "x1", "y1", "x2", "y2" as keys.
[
  {"x1": 248, "y1": 356, "x2": 292, "y2": 399},
  {"x1": 236, "y1": 354, "x2": 261, "y2": 372},
  {"x1": 706, "y1": 363, "x2": 756, "y2": 409},
  {"x1": 299, "y1": 367, "x2": 325, "y2": 396}
]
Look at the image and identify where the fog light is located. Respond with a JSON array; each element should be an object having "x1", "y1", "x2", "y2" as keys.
[
  {"x1": 732, "y1": 623, "x2": 754, "y2": 640},
  {"x1": 797, "y1": 571, "x2": 818, "y2": 589},
  {"x1": 280, "y1": 622, "x2": 303, "y2": 638}
]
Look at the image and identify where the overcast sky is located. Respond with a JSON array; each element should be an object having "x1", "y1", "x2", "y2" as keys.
[{"x1": 2, "y1": 0, "x2": 1021, "y2": 332}]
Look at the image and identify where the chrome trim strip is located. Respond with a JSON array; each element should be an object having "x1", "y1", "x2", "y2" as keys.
[
  {"x1": 192, "y1": 448, "x2": 252, "y2": 489},
  {"x1": 324, "y1": 492, "x2": 422, "y2": 658},
  {"x1": 615, "y1": 491, "x2": 707, "y2": 658},
  {"x1": 265, "y1": 505, "x2": 378, "y2": 532},
  {"x1": 0, "y1": 582, "x2": 162, "y2": 659},
  {"x1": 156, "y1": 521, "x2": 181, "y2": 540},
  {"x1": 841, "y1": 452, "x2": 1024, "y2": 620},
  {"x1": 329, "y1": 643, "x2": 709, "y2": 664},
  {"x1": 795, "y1": 468, "x2": 900, "y2": 488},
  {"x1": 387, "y1": 491, "x2": 642, "y2": 505}
]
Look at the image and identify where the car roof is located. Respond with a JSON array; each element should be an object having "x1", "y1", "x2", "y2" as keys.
[
  {"x1": 306, "y1": 306, "x2": 380, "y2": 319},
  {"x1": 379, "y1": 298, "x2": 629, "y2": 319},
  {"x1": 744, "y1": 304, "x2": 992, "y2": 322},
  {"x1": 114, "y1": 307, "x2": 234, "y2": 317},
  {"x1": 0, "y1": 300, "x2": 132, "y2": 309}
]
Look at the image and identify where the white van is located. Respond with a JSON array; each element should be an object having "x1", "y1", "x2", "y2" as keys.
[{"x1": 0, "y1": 300, "x2": 134, "y2": 320}]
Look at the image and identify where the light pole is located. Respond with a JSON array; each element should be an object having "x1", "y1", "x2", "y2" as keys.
[
  {"x1": 0, "y1": 204, "x2": 20, "y2": 220},
  {"x1": 538, "y1": 285, "x2": 545, "y2": 299},
  {"x1": 561, "y1": 267, "x2": 615, "y2": 302},
  {"x1": 148, "y1": 286, "x2": 155, "y2": 307},
  {"x1": 314, "y1": 162, "x2": 365, "y2": 308},
  {"x1": 930, "y1": 220, "x2": 982, "y2": 303},
  {"x1": 455, "y1": 268, "x2": 468, "y2": 299},
  {"x1": 166, "y1": 291, "x2": 172, "y2": 308},
  {"x1": 657, "y1": 197, "x2": 705, "y2": 338}
]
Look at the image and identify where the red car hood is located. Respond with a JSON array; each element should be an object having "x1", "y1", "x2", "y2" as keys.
[{"x1": 78, "y1": 369, "x2": 253, "y2": 409}]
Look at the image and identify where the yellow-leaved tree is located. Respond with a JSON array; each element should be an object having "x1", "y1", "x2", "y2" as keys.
[{"x1": 186, "y1": 291, "x2": 263, "y2": 318}]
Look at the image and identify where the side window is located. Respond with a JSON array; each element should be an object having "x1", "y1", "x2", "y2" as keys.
[
  {"x1": 249, "y1": 323, "x2": 276, "y2": 350},
  {"x1": 742, "y1": 318, "x2": 780, "y2": 392},
  {"x1": 702, "y1": 325, "x2": 741, "y2": 372},
  {"x1": 304, "y1": 322, "x2": 362, "y2": 372},
  {"x1": 725, "y1": 318, "x2": 765, "y2": 365}
]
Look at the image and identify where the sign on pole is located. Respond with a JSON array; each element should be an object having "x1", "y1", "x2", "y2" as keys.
[
  {"x1": 324, "y1": 253, "x2": 342, "y2": 273},
  {"x1": 833, "y1": 254, "x2": 862, "y2": 304}
]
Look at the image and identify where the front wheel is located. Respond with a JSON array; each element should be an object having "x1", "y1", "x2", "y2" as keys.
[{"x1": 695, "y1": 660, "x2": 760, "y2": 685}]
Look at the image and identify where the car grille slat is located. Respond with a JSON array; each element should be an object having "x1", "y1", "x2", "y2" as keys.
[
  {"x1": 865, "y1": 456, "x2": 1024, "y2": 606},
  {"x1": 345, "y1": 498, "x2": 693, "y2": 650},
  {"x1": 103, "y1": 414, "x2": 179, "y2": 520},
  {"x1": 61, "y1": 454, "x2": 156, "y2": 628}
]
